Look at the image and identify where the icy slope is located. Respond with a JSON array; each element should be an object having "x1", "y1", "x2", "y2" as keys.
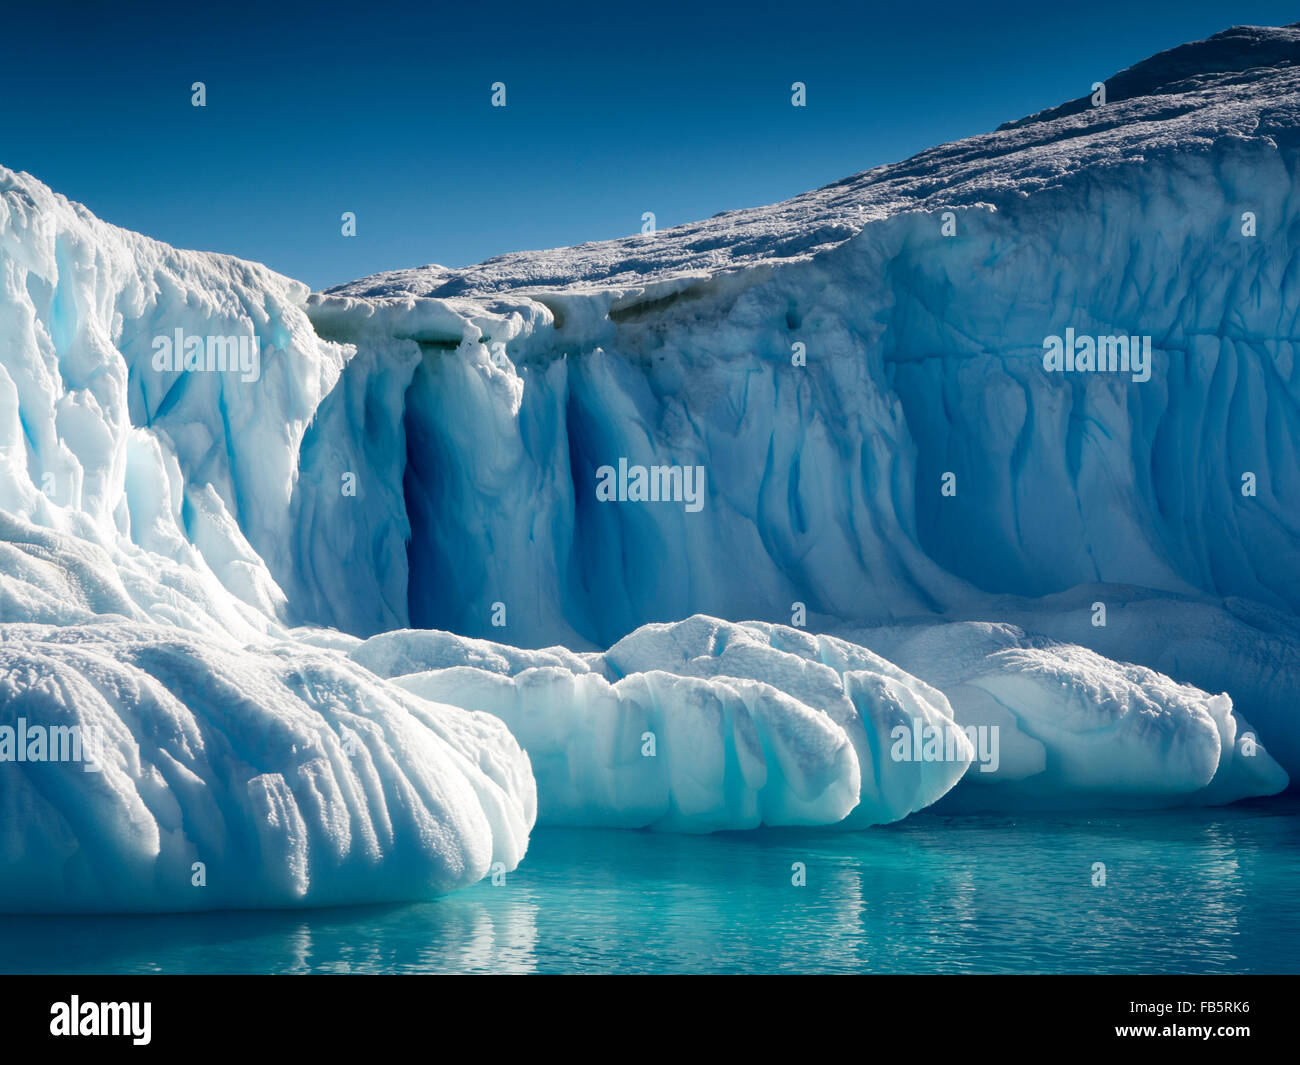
[
  {"x1": 0, "y1": 165, "x2": 353, "y2": 628},
  {"x1": 321, "y1": 28, "x2": 1300, "y2": 298}
]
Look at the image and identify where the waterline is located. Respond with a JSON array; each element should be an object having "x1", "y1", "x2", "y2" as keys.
[{"x1": 3, "y1": 798, "x2": 1298, "y2": 975}]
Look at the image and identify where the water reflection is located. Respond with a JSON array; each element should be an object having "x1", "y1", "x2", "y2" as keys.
[{"x1": 1, "y1": 797, "x2": 1297, "y2": 974}]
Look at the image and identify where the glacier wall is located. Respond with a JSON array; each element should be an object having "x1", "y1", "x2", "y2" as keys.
[
  {"x1": 294, "y1": 33, "x2": 1300, "y2": 789},
  {"x1": 305, "y1": 139, "x2": 1300, "y2": 650},
  {"x1": 0, "y1": 164, "x2": 345, "y2": 636}
]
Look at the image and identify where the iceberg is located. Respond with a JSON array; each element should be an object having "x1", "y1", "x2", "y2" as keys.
[
  {"x1": 0, "y1": 622, "x2": 533, "y2": 913},
  {"x1": 355, "y1": 618, "x2": 966, "y2": 830},
  {"x1": 844, "y1": 619, "x2": 1288, "y2": 808},
  {"x1": 353, "y1": 616, "x2": 1285, "y2": 822},
  {"x1": 0, "y1": 23, "x2": 1296, "y2": 911}
]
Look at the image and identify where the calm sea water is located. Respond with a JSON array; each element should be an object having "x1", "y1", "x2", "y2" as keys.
[{"x1": 4, "y1": 797, "x2": 1298, "y2": 974}]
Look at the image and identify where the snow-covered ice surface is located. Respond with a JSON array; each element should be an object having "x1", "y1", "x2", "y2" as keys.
[
  {"x1": 319, "y1": 28, "x2": 1300, "y2": 299},
  {"x1": 1, "y1": 24, "x2": 1298, "y2": 910},
  {"x1": 0, "y1": 622, "x2": 533, "y2": 913},
  {"x1": 353, "y1": 617, "x2": 964, "y2": 830},
  {"x1": 353, "y1": 615, "x2": 1283, "y2": 823},
  {"x1": 841, "y1": 617, "x2": 1287, "y2": 809}
]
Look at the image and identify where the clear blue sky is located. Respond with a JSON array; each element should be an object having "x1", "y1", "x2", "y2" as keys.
[{"x1": 3, "y1": 0, "x2": 1295, "y2": 289}]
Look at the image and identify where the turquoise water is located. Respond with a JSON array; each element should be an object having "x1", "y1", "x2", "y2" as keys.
[{"x1": 4, "y1": 797, "x2": 1299, "y2": 974}]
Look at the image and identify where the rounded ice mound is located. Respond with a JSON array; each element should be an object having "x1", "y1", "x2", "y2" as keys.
[
  {"x1": 0, "y1": 622, "x2": 535, "y2": 913},
  {"x1": 358, "y1": 616, "x2": 970, "y2": 830},
  {"x1": 392, "y1": 665, "x2": 860, "y2": 831},
  {"x1": 604, "y1": 616, "x2": 972, "y2": 827},
  {"x1": 981, "y1": 588, "x2": 1300, "y2": 789},
  {"x1": 851, "y1": 621, "x2": 1289, "y2": 809}
]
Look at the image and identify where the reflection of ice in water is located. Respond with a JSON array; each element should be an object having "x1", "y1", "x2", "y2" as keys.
[
  {"x1": 491, "y1": 901, "x2": 542, "y2": 973},
  {"x1": 1, "y1": 802, "x2": 1296, "y2": 974},
  {"x1": 434, "y1": 897, "x2": 539, "y2": 974},
  {"x1": 287, "y1": 923, "x2": 313, "y2": 972},
  {"x1": 1182, "y1": 821, "x2": 1244, "y2": 960},
  {"x1": 268, "y1": 893, "x2": 541, "y2": 974}
]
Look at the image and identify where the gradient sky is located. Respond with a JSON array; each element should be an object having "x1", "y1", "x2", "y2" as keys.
[{"x1": 3, "y1": 1, "x2": 1295, "y2": 289}]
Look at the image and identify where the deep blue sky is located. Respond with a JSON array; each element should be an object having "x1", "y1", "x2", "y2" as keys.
[{"x1": 2, "y1": 1, "x2": 1295, "y2": 289}]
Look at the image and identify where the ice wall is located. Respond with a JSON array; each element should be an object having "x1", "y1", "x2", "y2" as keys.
[
  {"x1": 292, "y1": 27, "x2": 1300, "y2": 785},
  {"x1": 303, "y1": 27, "x2": 1300, "y2": 655}
]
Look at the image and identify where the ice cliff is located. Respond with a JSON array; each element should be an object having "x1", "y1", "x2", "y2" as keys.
[
  {"x1": 0, "y1": 24, "x2": 1296, "y2": 911},
  {"x1": 307, "y1": 24, "x2": 1300, "y2": 652}
]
